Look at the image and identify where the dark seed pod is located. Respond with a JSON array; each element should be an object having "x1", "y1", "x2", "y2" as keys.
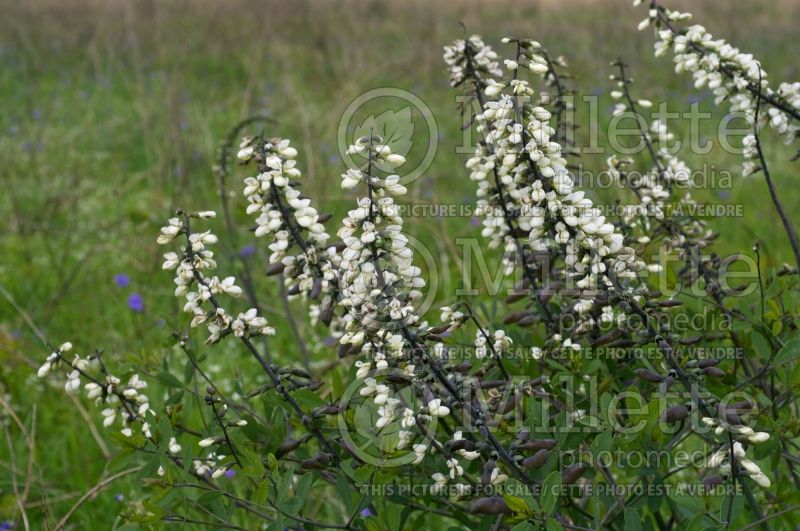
[
  {"x1": 497, "y1": 394, "x2": 521, "y2": 415},
  {"x1": 679, "y1": 335, "x2": 703, "y2": 345},
  {"x1": 592, "y1": 329, "x2": 623, "y2": 346},
  {"x1": 276, "y1": 438, "x2": 302, "y2": 458},
  {"x1": 726, "y1": 400, "x2": 753, "y2": 411},
  {"x1": 301, "y1": 457, "x2": 325, "y2": 470},
  {"x1": 703, "y1": 475, "x2": 724, "y2": 488},
  {"x1": 704, "y1": 367, "x2": 725, "y2": 377},
  {"x1": 333, "y1": 241, "x2": 347, "y2": 252},
  {"x1": 309, "y1": 279, "x2": 323, "y2": 299},
  {"x1": 657, "y1": 300, "x2": 683, "y2": 308},
  {"x1": 317, "y1": 212, "x2": 333, "y2": 223},
  {"x1": 517, "y1": 315, "x2": 537, "y2": 327},
  {"x1": 503, "y1": 312, "x2": 526, "y2": 325},
  {"x1": 386, "y1": 374, "x2": 411, "y2": 386},
  {"x1": 314, "y1": 452, "x2": 331, "y2": 466},
  {"x1": 722, "y1": 410, "x2": 742, "y2": 426},
  {"x1": 634, "y1": 368, "x2": 663, "y2": 383},
  {"x1": 661, "y1": 405, "x2": 689, "y2": 424},
  {"x1": 481, "y1": 460, "x2": 496, "y2": 486},
  {"x1": 427, "y1": 324, "x2": 451, "y2": 335},
  {"x1": 469, "y1": 497, "x2": 512, "y2": 515},
  {"x1": 288, "y1": 284, "x2": 301, "y2": 296},
  {"x1": 451, "y1": 439, "x2": 477, "y2": 452},
  {"x1": 562, "y1": 463, "x2": 589, "y2": 484},
  {"x1": 698, "y1": 358, "x2": 720, "y2": 368},
  {"x1": 322, "y1": 404, "x2": 341, "y2": 416},
  {"x1": 521, "y1": 439, "x2": 557, "y2": 451},
  {"x1": 266, "y1": 262, "x2": 285, "y2": 276},
  {"x1": 320, "y1": 305, "x2": 334, "y2": 327},
  {"x1": 522, "y1": 449, "x2": 549, "y2": 470},
  {"x1": 337, "y1": 343, "x2": 352, "y2": 358},
  {"x1": 453, "y1": 362, "x2": 472, "y2": 373},
  {"x1": 505, "y1": 290, "x2": 529, "y2": 304},
  {"x1": 479, "y1": 380, "x2": 507, "y2": 389},
  {"x1": 608, "y1": 339, "x2": 637, "y2": 348}
]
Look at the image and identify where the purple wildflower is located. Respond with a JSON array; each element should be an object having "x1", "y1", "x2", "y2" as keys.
[
  {"x1": 127, "y1": 293, "x2": 144, "y2": 313},
  {"x1": 225, "y1": 469, "x2": 236, "y2": 478},
  {"x1": 113, "y1": 274, "x2": 131, "y2": 288},
  {"x1": 239, "y1": 245, "x2": 256, "y2": 258},
  {"x1": 360, "y1": 508, "x2": 374, "y2": 517}
]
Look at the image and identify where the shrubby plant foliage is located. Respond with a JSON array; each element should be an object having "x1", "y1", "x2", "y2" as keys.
[{"x1": 32, "y1": 2, "x2": 800, "y2": 529}]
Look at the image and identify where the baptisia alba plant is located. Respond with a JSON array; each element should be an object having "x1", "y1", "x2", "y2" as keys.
[{"x1": 31, "y1": 5, "x2": 800, "y2": 530}]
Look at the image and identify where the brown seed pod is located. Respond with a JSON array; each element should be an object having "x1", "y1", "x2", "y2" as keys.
[
  {"x1": 427, "y1": 324, "x2": 451, "y2": 335},
  {"x1": 506, "y1": 290, "x2": 529, "y2": 304},
  {"x1": 521, "y1": 439, "x2": 557, "y2": 451},
  {"x1": 322, "y1": 404, "x2": 341, "y2": 416},
  {"x1": 503, "y1": 312, "x2": 527, "y2": 325},
  {"x1": 469, "y1": 497, "x2": 512, "y2": 515},
  {"x1": 679, "y1": 335, "x2": 703, "y2": 345},
  {"x1": 309, "y1": 279, "x2": 323, "y2": 299},
  {"x1": 497, "y1": 394, "x2": 521, "y2": 415},
  {"x1": 479, "y1": 380, "x2": 507, "y2": 389},
  {"x1": 320, "y1": 305, "x2": 334, "y2": 326},
  {"x1": 562, "y1": 463, "x2": 589, "y2": 484},
  {"x1": 661, "y1": 405, "x2": 689, "y2": 424},
  {"x1": 266, "y1": 262, "x2": 285, "y2": 276},
  {"x1": 453, "y1": 362, "x2": 473, "y2": 374},
  {"x1": 522, "y1": 449, "x2": 550, "y2": 470},
  {"x1": 608, "y1": 339, "x2": 637, "y2": 348},
  {"x1": 634, "y1": 368, "x2": 663, "y2": 383},
  {"x1": 276, "y1": 438, "x2": 302, "y2": 458},
  {"x1": 704, "y1": 367, "x2": 726, "y2": 377},
  {"x1": 300, "y1": 457, "x2": 325, "y2": 470},
  {"x1": 481, "y1": 460, "x2": 496, "y2": 486},
  {"x1": 317, "y1": 212, "x2": 333, "y2": 223},
  {"x1": 592, "y1": 329, "x2": 623, "y2": 346},
  {"x1": 561, "y1": 463, "x2": 589, "y2": 485},
  {"x1": 451, "y1": 439, "x2": 477, "y2": 452}
]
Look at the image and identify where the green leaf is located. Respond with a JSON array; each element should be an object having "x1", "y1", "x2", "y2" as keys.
[
  {"x1": 293, "y1": 388, "x2": 327, "y2": 408},
  {"x1": 504, "y1": 495, "x2": 533, "y2": 517},
  {"x1": 157, "y1": 370, "x2": 183, "y2": 388},
  {"x1": 295, "y1": 472, "x2": 314, "y2": 504},
  {"x1": 624, "y1": 508, "x2": 643, "y2": 531},
  {"x1": 541, "y1": 471, "x2": 561, "y2": 515}
]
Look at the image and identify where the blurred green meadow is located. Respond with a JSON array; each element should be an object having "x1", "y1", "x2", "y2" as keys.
[{"x1": 1, "y1": 0, "x2": 799, "y2": 527}]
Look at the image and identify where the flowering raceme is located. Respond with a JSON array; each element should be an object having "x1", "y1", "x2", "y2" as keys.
[
  {"x1": 445, "y1": 35, "x2": 776, "y2": 503},
  {"x1": 26, "y1": 12, "x2": 800, "y2": 528},
  {"x1": 637, "y1": 0, "x2": 800, "y2": 175},
  {"x1": 238, "y1": 136, "x2": 342, "y2": 329}
]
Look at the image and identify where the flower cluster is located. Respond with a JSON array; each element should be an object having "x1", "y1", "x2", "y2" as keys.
[
  {"x1": 158, "y1": 211, "x2": 275, "y2": 343},
  {"x1": 638, "y1": 1, "x2": 800, "y2": 174},
  {"x1": 443, "y1": 35, "x2": 503, "y2": 88},
  {"x1": 452, "y1": 37, "x2": 645, "y2": 305},
  {"x1": 706, "y1": 440, "x2": 771, "y2": 488},
  {"x1": 37, "y1": 342, "x2": 153, "y2": 438},
  {"x1": 239, "y1": 137, "x2": 341, "y2": 327},
  {"x1": 606, "y1": 60, "x2": 710, "y2": 261}
]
